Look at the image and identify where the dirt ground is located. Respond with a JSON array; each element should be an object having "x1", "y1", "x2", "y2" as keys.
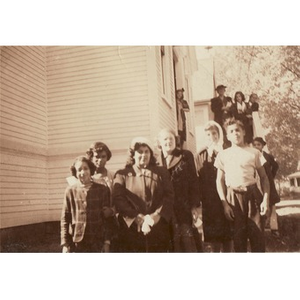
[{"x1": 1, "y1": 212, "x2": 300, "y2": 253}]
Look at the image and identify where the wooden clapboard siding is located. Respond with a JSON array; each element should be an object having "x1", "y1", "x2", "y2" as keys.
[
  {"x1": 47, "y1": 46, "x2": 150, "y2": 150},
  {"x1": 1, "y1": 46, "x2": 47, "y2": 148},
  {"x1": 46, "y1": 46, "x2": 151, "y2": 220},
  {"x1": 0, "y1": 45, "x2": 198, "y2": 230},
  {"x1": 0, "y1": 46, "x2": 49, "y2": 229},
  {"x1": 0, "y1": 152, "x2": 48, "y2": 228}
]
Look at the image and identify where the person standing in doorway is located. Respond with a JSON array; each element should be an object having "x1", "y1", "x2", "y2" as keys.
[{"x1": 176, "y1": 88, "x2": 190, "y2": 149}]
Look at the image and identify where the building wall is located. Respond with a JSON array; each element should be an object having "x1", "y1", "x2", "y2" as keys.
[
  {"x1": 0, "y1": 46, "x2": 48, "y2": 228},
  {"x1": 46, "y1": 46, "x2": 152, "y2": 220},
  {"x1": 0, "y1": 46, "x2": 197, "y2": 228}
]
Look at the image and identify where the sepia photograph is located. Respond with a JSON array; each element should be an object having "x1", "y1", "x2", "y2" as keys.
[
  {"x1": 1, "y1": 45, "x2": 299, "y2": 254},
  {"x1": 0, "y1": 1, "x2": 299, "y2": 299}
]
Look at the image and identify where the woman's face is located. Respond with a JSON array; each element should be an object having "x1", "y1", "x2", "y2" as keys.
[
  {"x1": 236, "y1": 93, "x2": 243, "y2": 103},
  {"x1": 205, "y1": 129, "x2": 219, "y2": 145},
  {"x1": 75, "y1": 161, "x2": 91, "y2": 184},
  {"x1": 176, "y1": 91, "x2": 183, "y2": 99},
  {"x1": 134, "y1": 145, "x2": 151, "y2": 168},
  {"x1": 159, "y1": 131, "x2": 176, "y2": 154},
  {"x1": 92, "y1": 150, "x2": 108, "y2": 170},
  {"x1": 250, "y1": 94, "x2": 258, "y2": 103},
  {"x1": 253, "y1": 141, "x2": 264, "y2": 152}
]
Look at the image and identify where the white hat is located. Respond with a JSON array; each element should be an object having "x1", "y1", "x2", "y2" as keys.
[{"x1": 130, "y1": 137, "x2": 154, "y2": 152}]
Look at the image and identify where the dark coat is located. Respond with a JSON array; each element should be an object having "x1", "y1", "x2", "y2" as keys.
[
  {"x1": 112, "y1": 164, "x2": 174, "y2": 252},
  {"x1": 210, "y1": 96, "x2": 233, "y2": 126},
  {"x1": 262, "y1": 151, "x2": 280, "y2": 205},
  {"x1": 158, "y1": 149, "x2": 200, "y2": 225},
  {"x1": 60, "y1": 182, "x2": 110, "y2": 247},
  {"x1": 251, "y1": 102, "x2": 259, "y2": 112},
  {"x1": 113, "y1": 164, "x2": 174, "y2": 221},
  {"x1": 196, "y1": 148, "x2": 232, "y2": 242}
]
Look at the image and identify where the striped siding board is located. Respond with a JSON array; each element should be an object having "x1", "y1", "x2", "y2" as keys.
[
  {"x1": 47, "y1": 46, "x2": 150, "y2": 150},
  {"x1": 0, "y1": 45, "x2": 198, "y2": 229},
  {"x1": 0, "y1": 46, "x2": 47, "y2": 148},
  {"x1": 0, "y1": 46, "x2": 49, "y2": 229},
  {"x1": 0, "y1": 152, "x2": 48, "y2": 228},
  {"x1": 46, "y1": 46, "x2": 151, "y2": 221}
]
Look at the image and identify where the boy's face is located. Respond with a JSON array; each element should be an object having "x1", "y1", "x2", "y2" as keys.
[{"x1": 226, "y1": 124, "x2": 245, "y2": 146}]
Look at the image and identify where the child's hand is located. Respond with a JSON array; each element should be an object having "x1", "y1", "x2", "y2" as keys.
[
  {"x1": 102, "y1": 241, "x2": 110, "y2": 253},
  {"x1": 62, "y1": 245, "x2": 70, "y2": 253},
  {"x1": 260, "y1": 200, "x2": 270, "y2": 216},
  {"x1": 103, "y1": 206, "x2": 114, "y2": 218},
  {"x1": 223, "y1": 203, "x2": 235, "y2": 221}
]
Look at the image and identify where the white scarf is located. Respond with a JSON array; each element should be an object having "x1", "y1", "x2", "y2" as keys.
[{"x1": 237, "y1": 101, "x2": 247, "y2": 114}]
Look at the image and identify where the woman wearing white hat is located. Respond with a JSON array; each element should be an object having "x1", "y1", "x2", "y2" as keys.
[
  {"x1": 195, "y1": 121, "x2": 233, "y2": 252},
  {"x1": 112, "y1": 137, "x2": 174, "y2": 252}
]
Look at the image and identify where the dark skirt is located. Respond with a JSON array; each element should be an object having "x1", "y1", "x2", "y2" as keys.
[{"x1": 114, "y1": 215, "x2": 171, "y2": 253}]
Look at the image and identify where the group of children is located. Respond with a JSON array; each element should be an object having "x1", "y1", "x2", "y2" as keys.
[{"x1": 60, "y1": 87, "x2": 280, "y2": 253}]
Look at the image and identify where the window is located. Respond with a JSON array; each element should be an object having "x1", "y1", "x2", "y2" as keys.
[
  {"x1": 290, "y1": 179, "x2": 295, "y2": 187},
  {"x1": 160, "y1": 46, "x2": 166, "y2": 96},
  {"x1": 160, "y1": 46, "x2": 173, "y2": 106}
]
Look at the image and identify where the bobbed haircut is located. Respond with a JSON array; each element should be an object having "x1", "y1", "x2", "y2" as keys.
[
  {"x1": 126, "y1": 142, "x2": 157, "y2": 168},
  {"x1": 70, "y1": 156, "x2": 96, "y2": 178},
  {"x1": 86, "y1": 141, "x2": 112, "y2": 161}
]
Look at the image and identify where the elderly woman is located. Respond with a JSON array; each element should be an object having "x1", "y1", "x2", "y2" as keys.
[
  {"x1": 60, "y1": 156, "x2": 111, "y2": 253},
  {"x1": 156, "y1": 128, "x2": 201, "y2": 252},
  {"x1": 195, "y1": 121, "x2": 232, "y2": 252},
  {"x1": 112, "y1": 137, "x2": 174, "y2": 252}
]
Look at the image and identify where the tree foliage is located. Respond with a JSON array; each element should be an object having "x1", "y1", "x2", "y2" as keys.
[{"x1": 212, "y1": 46, "x2": 300, "y2": 178}]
